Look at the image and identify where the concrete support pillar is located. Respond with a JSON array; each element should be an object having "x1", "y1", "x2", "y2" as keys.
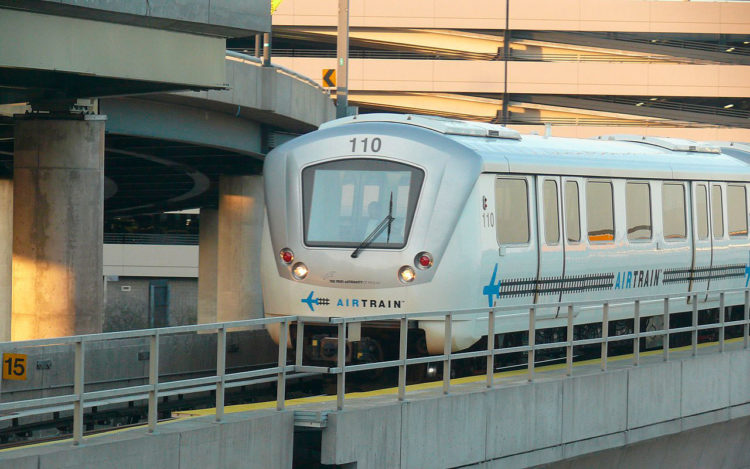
[
  {"x1": 197, "y1": 208, "x2": 218, "y2": 324},
  {"x1": 12, "y1": 116, "x2": 105, "y2": 340},
  {"x1": 0, "y1": 179, "x2": 11, "y2": 342},
  {"x1": 216, "y1": 175, "x2": 264, "y2": 322}
]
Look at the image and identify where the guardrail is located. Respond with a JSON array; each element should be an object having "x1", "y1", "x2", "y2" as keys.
[{"x1": 1, "y1": 287, "x2": 748, "y2": 446}]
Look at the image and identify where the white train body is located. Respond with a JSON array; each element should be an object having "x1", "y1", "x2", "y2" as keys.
[{"x1": 261, "y1": 114, "x2": 750, "y2": 354}]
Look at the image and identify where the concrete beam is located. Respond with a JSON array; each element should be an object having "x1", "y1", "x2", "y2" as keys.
[
  {"x1": 0, "y1": 410, "x2": 294, "y2": 469},
  {"x1": 100, "y1": 97, "x2": 263, "y2": 157},
  {"x1": 0, "y1": 0, "x2": 270, "y2": 37},
  {"x1": 271, "y1": 57, "x2": 750, "y2": 98},
  {"x1": 0, "y1": 9, "x2": 227, "y2": 94},
  {"x1": 273, "y1": 0, "x2": 750, "y2": 34}
]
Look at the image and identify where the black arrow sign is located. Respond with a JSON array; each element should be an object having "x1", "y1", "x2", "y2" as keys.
[{"x1": 322, "y1": 69, "x2": 336, "y2": 88}]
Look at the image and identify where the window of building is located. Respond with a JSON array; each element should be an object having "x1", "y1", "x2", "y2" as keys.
[
  {"x1": 586, "y1": 180, "x2": 614, "y2": 242},
  {"x1": 662, "y1": 183, "x2": 687, "y2": 240},
  {"x1": 727, "y1": 185, "x2": 748, "y2": 238},
  {"x1": 712, "y1": 185, "x2": 724, "y2": 239},
  {"x1": 495, "y1": 178, "x2": 529, "y2": 244},
  {"x1": 696, "y1": 184, "x2": 709, "y2": 240},
  {"x1": 626, "y1": 182, "x2": 651, "y2": 240},
  {"x1": 543, "y1": 180, "x2": 559, "y2": 244},
  {"x1": 565, "y1": 181, "x2": 580, "y2": 242}
]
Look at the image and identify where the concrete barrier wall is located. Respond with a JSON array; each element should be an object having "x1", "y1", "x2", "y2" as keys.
[
  {"x1": 321, "y1": 349, "x2": 750, "y2": 469},
  {"x1": 0, "y1": 410, "x2": 294, "y2": 469},
  {"x1": 0, "y1": 330, "x2": 279, "y2": 406}
]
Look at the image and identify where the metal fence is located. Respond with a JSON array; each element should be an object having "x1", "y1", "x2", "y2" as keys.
[{"x1": 1, "y1": 287, "x2": 749, "y2": 446}]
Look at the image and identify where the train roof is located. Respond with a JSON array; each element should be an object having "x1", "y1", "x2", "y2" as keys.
[{"x1": 321, "y1": 114, "x2": 750, "y2": 182}]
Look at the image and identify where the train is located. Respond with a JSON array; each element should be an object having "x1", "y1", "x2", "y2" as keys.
[{"x1": 261, "y1": 113, "x2": 750, "y2": 366}]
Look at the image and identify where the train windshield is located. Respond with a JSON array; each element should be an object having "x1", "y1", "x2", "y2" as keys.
[{"x1": 302, "y1": 159, "x2": 424, "y2": 248}]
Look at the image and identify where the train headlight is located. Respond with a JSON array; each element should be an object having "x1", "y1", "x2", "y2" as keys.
[
  {"x1": 279, "y1": 248, "x2": 294, "y2": 264},
  {"x1": 414, "y1": 251, "x2": 433, "y2": 270},
  {"x1": 398, "y1": 265, "x2": 416, "y2": 284},
  {"x1": 292, "y1": 262, "x2": 309, "y2": 280}
]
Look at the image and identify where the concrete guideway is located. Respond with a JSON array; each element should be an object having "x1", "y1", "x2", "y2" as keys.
[
  {"x1": 3, "y1": 285, "x2": 750, "y2": 468},
  {"x1": 2, "y1": 340, "x2": 750, "y2": 468}
]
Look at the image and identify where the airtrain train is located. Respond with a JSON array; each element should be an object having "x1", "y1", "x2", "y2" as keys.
[{"x1": 261, "y1": 113, "x2": 750, "y2": 364}]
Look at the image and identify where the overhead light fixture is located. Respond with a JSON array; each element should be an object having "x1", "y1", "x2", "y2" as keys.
[
  {"x1": 635, "y1": 102, "x2": 645, "y2": 107},
  {"x1": 724, "y1": 104, "x2": 735, "y2": 109},
  {"x1": 650, "y1": 97, "x2": 658, "y2": 101},
  {"x1": 744, "y1": 41, "x2": 749, "y2": 45},
  {"x1": 726, "y1": 47, "x2": 735, "y2": 52}
]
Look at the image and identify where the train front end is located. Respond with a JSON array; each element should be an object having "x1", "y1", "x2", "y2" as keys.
[{"x1": 261, "y1": 115, "x2": 484, "y2": 362}]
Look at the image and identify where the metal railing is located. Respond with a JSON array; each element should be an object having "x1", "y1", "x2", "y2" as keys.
[{"x1": 1, "y1": 287, "x2": 749, "y2": 446}]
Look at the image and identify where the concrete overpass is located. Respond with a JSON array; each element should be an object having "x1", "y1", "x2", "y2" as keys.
[{"x1": 0, "y1": 1, "x2": 336, "y2": 342}]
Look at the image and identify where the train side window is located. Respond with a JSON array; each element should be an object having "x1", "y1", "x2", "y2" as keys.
[
  {"x1": 564, "y1": 181, "x2": 580, "y2": 242},
  {"x1": 495, "y1": 178, "x2": 529, "y2": 244},
  {"x1": 586, "y1": 180, "x2": 614, "y2": 243},
  {"x1": 712, "y1": 185, "x2": 724, "y2": 239},
  {"x1": 696, "y1": 184, "x2": 709, "y2": 240},
  {"x1": 662, "y1": 183, "x2": 687, "y2": 240},
  {"x1": 727, "y1": 185, "x2": 748, "y2": 238},
  {"x1": 626, "y1": 182, "x2": 652, "y2": 240},
  {"x1": 543, "y1": 180, "x2": 559, "y2": 245}
]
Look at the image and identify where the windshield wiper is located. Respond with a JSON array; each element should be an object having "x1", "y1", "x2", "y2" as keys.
[{"x1": 351, "y1": 192, "x2": 394, "y2": 258}]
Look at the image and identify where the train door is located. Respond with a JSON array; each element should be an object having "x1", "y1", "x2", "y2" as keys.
[
  {"x1": 535, "y1": 176, "x2": 565, "y2": 311},
  {"x1": 493, "y1": 175, "x2": 543, "y2": 315},
  {"x1": 707, "y1": 182, "x2": 750, "y2": 299},
  {"x1": 689, "y1": 182, "x2": 712, "y2": 298}
]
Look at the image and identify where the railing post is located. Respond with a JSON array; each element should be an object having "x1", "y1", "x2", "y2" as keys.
[
  {"x1": 692, "y1": 294, "x2": 699, "y2": 357},
  {"x1": 73, "y1": 340, "x2": 85, "y2": 445},
  {"x1": 566, "y1": 305, "x2": 574, "y2": 376},
  {"x1": 295, "y1": 319, "x2": 304, "y2": 368},
  {"x1": 216, "y1": 327, "x2": 227, "y2": 421},
  {"x1": 528, "y1": 307, "x2": 535, "y2": 382},
  {"x1": 719, "y1": 292, "x2": 726, "y2": 353},
  {"x1": 663, "y1": 297, "x2": 669, "y2": 362},
  {"x1": 601, "y1": 303, "x2": 609, "y2": 372},
  {"x1": 277, "y1": 321, "x2": 288, "y2": 411},
  {"x1": 744, "y1": 290, "x2": 749, "y2": 350},
  {"x1": 443, "y1": 314, "x2": 452, "y2": 395},
  {"x1": 486, "y1": 310, "x2": 495, "y2": 388},
  {"x1": 148, "y1": 331, "x2": 160, "y2": 433},
  {"x1": 633, "y1": 300, "x2": 640, "y2": 366},
  {"x1": 336, "y1": 322, "x2": 347, "y2": 410},
  {"x1": 398, "y1": 317, "x2": 408, "y2": 400}
]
